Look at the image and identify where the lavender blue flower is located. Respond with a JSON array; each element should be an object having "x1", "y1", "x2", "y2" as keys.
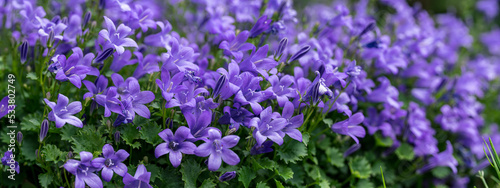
[
  {"x1": 99, "y1": 16, "x2": 138, "y2": 54},
  {"x1": 44, "y1": 94, "x2": 83, "y2": 128},
  {"x1": 194, "y1": 129, "x2": 240, "y2": 171},
  {"x1": 91, "y1": 144, "x2": 129, "y2": 182},
  {"x1": 64, "y1": 151, "x2": 103, "y2": 188},
  {"x1": 331, "y1": 112, "x2": 366, "y2": 144},
  {"x1": 122, "y1": 164, "x2": 152, "y2": 188},
  {"x1": 155, "y1": 126, "x2": 197, "y2": 167}
]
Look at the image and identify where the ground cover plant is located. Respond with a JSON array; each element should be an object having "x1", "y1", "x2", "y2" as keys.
[{"x1": 1, "y1": 0, "x2": 500, "y2": 187}]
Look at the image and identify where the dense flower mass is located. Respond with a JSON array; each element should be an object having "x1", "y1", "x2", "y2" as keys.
[{"x1": 1, "y1": 0, "x2": 500, "y2": 187}]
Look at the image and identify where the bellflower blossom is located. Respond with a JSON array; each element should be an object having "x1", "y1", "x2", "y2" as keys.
[
  {"x1": 417, "y1": 141, "x2": 458, "y2": 174},
  {"x1": 331, "y1": 112, "x2": 366, "y2": 144},
  {"x1": 64, "y1": 151, "x2": 103, "y2": 188},
  {"x1": 219, "y1": 30, "x2": 254, "y2": 62},
  {"x1": 91, "y1": 144, "x2": 129, "y2": 182},
  {"x1": 250, "y1": 106, "x2": 287, "y2": 146},
  {"x1": 44, "y1": 94, "x2": 83, "y2": 128},
  {"x1": 99, "y1": 16, "x2": 138, "y2": 54},
  {"x1": 2, "y1": 150, "x2": 20, "y2": 174},
  {"x1": 122, "y1": 164, "x2": 152, "y2": 188},
  {"x1": 278, "y1": 101, "x2": 304, "y2": 142},
  {"x1": 194, "y1": 129, "x2": 240, "y2": 171},
  {"x1": 0, "y1": 96, "x2": 11, "y2": 119},
  {"x1": 155, "y1": 126, "x2": 196, "y2": 167}
]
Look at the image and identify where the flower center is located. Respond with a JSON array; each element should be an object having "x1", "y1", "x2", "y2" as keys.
[
  {"x1": 65, "y1": 66, "x2": 75, "y2": 75},
  {"x1": 266, "y1": 123, "x2": 272, "y2": 130},
  {"x1": 213, "y1": 140, "x2": 223, "y2": 153},
  {"x1": 169, "y1": 141, "x2": 180, "y2": 150},
  {"x1": 105, "y1": 158, "x2": 115, "y2": 167}
]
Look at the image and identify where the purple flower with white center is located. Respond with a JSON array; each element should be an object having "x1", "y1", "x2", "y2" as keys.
[
  {"x1": 331, "y1": 112, "x2": 366, "y2": 144},
  {"x1": 156, "y1": 67, "x2": 186, "y2": 102},
  {"x1": 91, "y1": 144, "x2": 129, "y2": 182},
  {"x1": 99, "y1": 16, "x2": 138, "y2": 54},
  {"x1": 215, "y1": 61, "x2": 245, "y2": 99},
  {"x1": 219, "y1": 30, "x2": 254, "y2": 62},
  {"x1": 83, "y1": 75, "x2": 108, "y2": 100},
  {"x1": 161, "y1": 38, "x2": 199, "y2": 72},
  {"x1": 64, "y1": 151, "x2": 103, "y2": 188},
  {"x1": 417, "y1": 141, "x2": 458, "y2": 174},
  {"x1": 194, "y1": 129, "x2": 240, "y2": 171},
  {"x1": 132, "y1": 52, "x2": 159, "y2": 79},
  {"x1": 219, "y1": 105, "x2": 254, "y2": 131},
  {"x1": 250, "y1": 106, "x2": 288, "y2": 146},
  {"x1": 278, "y1": 101, "x2": 304, "y2": 142},
  {"x1": 366, "y1": 77, "x2": 401, "y2": 109},
  {"x1": 249, "y1": 15, "x2": 272, "y2": 38},
  {"x1": 38, "y1": 20, "x2": 66, "y2": 47},
  {"x1": 239, "y1": 45, "x2": 279, "y2": 78},
  {"x1": 110, "y1": 50, "x2": 138, "y2": 72},
  {"x1": 2, "y1": 150, "x2": 20, "y2": 174},
  {"x1": 127, "y1": 5, "x2": 157, "y2": 32},
  {"x1": 144, "y1": 21, "x2": 172, "y2": 47},
  {"x1": 95, "y1": 87, "x2": 121, "y2": 117},
  {"x1": 234, "y1": 73, "x2": 273, "y2": 115},
  {"x1": 250, "y1": 140, "x2": 274, "y2": 155},
  {"x1": 0, "y1": 96, "x2": 11, "y2": 119},
  {"x1": 302, "y1": 71, "x2": 334, "y2": 102},
  {"x1": 155, "y1": 126, "x2": 197, "y2": 167},
  {"x1": 345, "y1": 60, "x2": 361, "y2": 78},
  {"x1": 122, "y1": 164, "x2": 152, "y2": 188},
  {"x1": 321, "y1": 92, "x2": 351, "y2": 116},
  {"x1": 44, "y1": 94, "x2": 83, "y2": 128},
  {"x1": 50, "y1": 53, "x2": 92, "y2": 89},
  {"x1": 266, "y1": 75, "x2": 296, "y2": 107}
]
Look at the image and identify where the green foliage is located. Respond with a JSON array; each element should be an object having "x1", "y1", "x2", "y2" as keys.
[
  {"x1": 395, "y1": 143, "x2": 415, "y2": 161},
  {"x1": 42, "y1": 144, "x2": 66, "y2": 162},
  {"x1": 256, "y1": 182, "x2": 270, "y2": 188},
  {"x1": 70, "y1": 126, "x2": 106, "y2": 154},
  {"x1": 276, "y1": 139, "x2": 308, "y2": 164},
  {"x1": 140, "y1": 121, "x2": 163, "y2": 146},
  {"x1": 432, "y1": 167, "x2": 451, "y2": 179},
  {"x1": 181, "y1": 159, "x2": 204, "y2": 188},
  {"x1": 238, "y1": 166, "x2": 257, "y2": 188},
  {"x1": 349, "y1": 156, "x2": 372, "y2": 179},
  {"x1": 276, "y1": 166, "x2": 294, "y2": 181},
  {"x1": 326, "y1": 147, "x2": 344, "y2": 167},
  {"x1": 38, "y1": 173, "x2": 53, "y2": 188}
]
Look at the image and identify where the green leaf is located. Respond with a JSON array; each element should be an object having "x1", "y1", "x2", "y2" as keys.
[
  {"x1": 181, "y1": 159, "x2": 203, "y2": 188},
  {"x1": 121, "y1": 124, "x2": 141, "y2": 147},
  {"x1": 20, "y1": 114, "x2": 42, "y2": 131},
  {"x1": 277, "y1": 140, "x2": 308, "y2": 164},
  {"x1": 349, "y1": 156, "x2": 372, "y2": 179},
  {"x1": 145, "y1": 164, "x2": 161, "y2": 182},
  {"x1": 254, "y1": 157, "x2": 277, "y2": 170},
  {"x1": 238, "y1": 166, "x2": 257, "y2": 188},
  {"x1": 276, "y1": 166, "x2": 294, "y2": 181},
  {"x1": 158, "y1": 166, "x2": 183, "y2": 187},
  {"x1": 323, "y1": 118, "x2": 333, "y2": 125},
  {"x1": 431, "y1": 167, "x2": 451, "y2": 179},
  {"x1": 129, "y1": 141, "x2": 141, "y2": 149},
  {"x1": 274, "y1": 180, "x2": 285, "y2": 188},
  {"x1": 38, "y1": 173, "x2": 53, "y2": 188},
  {"x1": 71, "y1": 126, "x2": 106, "y2": 154},
  {"x1": 355, "y1": 179, "x2": 374, "y2": 188},
  {"x1": 199, "y1": 179, "x2": 216, "y2": 188},
  {"x1": 304, "y1": 163, "x2": 323, "y2": 180},
  {"x1": 42, "y1": 144, "x2": 65, "y2": 162},
  {"x1": 60, "y1": 125, "x2": 78, "y2": 141},
  {"x1": 374, "y1": 133, "x2": 393, "y2": 147},
  {"x1": 287, "y1": 164, "x2": 305, "y2": 187},
  {"x1": 395, "y1": 143, "x2": 415, "y2": 160},
  {"x1": 326, "y1": 147, "x2": 344, "y2": 167},
  {"x1": 140, "y1": 121, "x2": 163, "y2": 146},
  {"x1": 256, "y1": 182, "x2": 270, "y2": 188},
  {"x1": 26, "y1": 72, "x2": 38, "y2": 81},
  {"x1": 319, "y1": 180, "x2": 330, "y2": 188},
  {"x1": 302, "y1": 132, "x2": 310, "y2": 146}
]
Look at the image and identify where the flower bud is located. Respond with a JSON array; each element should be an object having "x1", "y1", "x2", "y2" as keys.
[
  {"x1": 51, "y1": 15, "x2": 61, "y2": 24},
  {"x1": 212, "y1": 75, "x2": 227, "y2": 98},
  {"x1": 274, "y1": 37, "x2": 288, "y2": 58},
  {"x1": 166, "y1": 118, "x2": 174, "y2": 130},
  {"x1": 19, "y1": 40, "x2": 28, "y2": 64},
  {"x1": 219, "y1": 171, "x2": 237, "y2": 182},
  {"x1": 40, "y1": 119, "x2": 49, "y2": 142},
  {"x1": 17, "y1": 132, "x2": 23, "y2": 144},
  {"x1": 94, "y1": 48, "x2": 114, "y2": 64},
  {"x1": 288, "y1": 45, "x2": 311, "y2": 62},
  {"x1": 343, "y1": 144, "x2": 361, "y2": 157},
  {"x1": 114, "y1": 131, "x2": 121, "y2": 143},
  {"x1": 143, "y1": 156, "x2": 148, "y2": 164},
  {"x1": 47, "y1": 30, "x2": 55, "y2": 48},
  {"x1": 358, "y1": 22, "x2": 375, "y2": 38},
  {"x1": 83, "y1": 11, "x2": 92, "y2": 28},
  {"x1": 35, "y1": 149, "x2": 39, "y2": 159},
  {"x1": 67, "y1": 151, "x2": 73, "y2": 159}
]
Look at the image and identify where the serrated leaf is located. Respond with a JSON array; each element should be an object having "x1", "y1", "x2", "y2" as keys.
[
  {"x1": 256, "y1": 182, "x2": 270, "y2": 188},
  {"x1": 181, "y1": 159, "x2": 203, "y2": 188},
  {"x1": 200, "y1": 179, "x2": 216, "y2": 188},
  {"x1": 319, "y1": 180, "x2": 330, "y2": 188},
  {"x1": 304, "y1": 163, "x2": 323, "y2": 180},
  {"x1": 276, "y1": 166, "x2": 294, "y2": 181},
  {"x1": 277, "y1": 140, "x2": 308, "y2": 164},
  {"x1": 42, "y1": 144, "x2": 65, "y2": 162},
  {"x1": 145, "y1": 164, "x2": 161, "y2": 182},
  {"x1": 395, "y1": 143, "x2": 415, "y2": 160},
  {"x1": 21, "y1": 132, "x2": 38, "y2": 162},
  {"x1": 287, "y1": 164, "x2": 305, "y2": 187},
  {"x1": 274, "y1": 180, "x2": 285, "y2": 188},
  {"x1": 355, "y1": 179, "x2": 374, "y2": 188},
  {"x1": 121, "y1": 124, "x2": 141, "y2": 147},
  {"x1": 38, "y1": 173, "x2": 53, "y2": 188},
  {"x1": 26, "y1": 72, "x2": 38, "y2": 80},
  {"x1": 349, "y1": 156, "x2": 372, "y2": 179},
  {"x1": 238, "y1": 166, "x2": 256, "y2": 188},
  {"x1": 158, "y1": 166, "x2": 183, "y2": 187},
  {"x1": 71, "y1": 126, "x2": 106, "y2": 154},
  {"x1": 129, "y1": 141, "x2": 141, "y2": 149},
  {"x1": 20, "y1": 114, "x2": 42, "y2": 131},
  {"x1": 431, "y1": 167, "x2": 451, "y2": 179},
  {"x1": 302, "y1": 132, "x2": 310, "y2": 146},
  {"x1": 140, "y1": 122, "x2": 162, "y2": 145},
  {"x1": 326, "y1": 147, "x2": 344, "y2": 167},
  {"x1": 60, "y1": 125, "x2": 78, "y2": 141},
  {"x1": 254, "y1": 157, "x2": 277, "y2": 170}
]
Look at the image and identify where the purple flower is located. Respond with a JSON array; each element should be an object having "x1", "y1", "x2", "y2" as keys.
[
  {"x1": 95, "y1": 87, "x2": 121, "y2": 117},
  {"x1": 133, "y1": 52, "x2": 159, "y2": 79},
  {"x1": 99, "y1": 16, "x2": 138, "y2": 54},
  {"x1": 122, "y1": 164, "x2": 152, "y2": 188},
  {"x1": 2, "y1": 150, "x2": 20, "y2": 174},
  {"x1": 266, "y1": 75, "x2": 296, "y2": 107},
  {"x1": 250, "y1": 140, "x2": 274, "y2": 155},
  {"x1": 477, "y1": 0, "x2": 498, "y2": 19},
  {"x1": 195, "y1": 129, "x2": 240, "y2": 171},
  {"x1": 0, "y1": 96, "x2": 11, "y2": 119},
  {"x1": 234, "y1": 73, "x2": 272, "y2": 115},
  {"x1": 250, "y1": 106, "x2": 287, "y2": 146},
  {"x1": 249, "y1": 15, "x2": 272, "y2": 38},
  {"x1": 417, "y1": 141, "x2": 458, "y2": 174},
  {"x1": 156, "y1": 67, "x2": 186, "y2": 102},
  {"x1": 110, "y1": 50, "x2": 138, "y2": 72},
  {"x1": 343, "y1": 144, "x2": 361, "y2": 157},
  {"x1": 215, "y1": 61, "x2": 245, "y2": 100},
  {"x1": 64, "y1": 151, "x2": 103, "y2": 188},
  {"x1": 91, "y1": 144, "x2": 129, "y2": 182},
  {"x1": 278, "y1": 101, "x2": 304, "y2": 142},
  {"x1": 331, "y1": 112, "x2": 366, "y2": 144},
  {"x1": 155, "y1": 126, "x2": 197, "y2": 167},
  {"x1": 302, "y1": 71, "x2": 333, "y2": 102},
  {"x1": 219, "y1": 105, "x2": 253, "y2": 131},
  {"x1": 127, "y1": 5, "x2": 157, "y2": 32},
  {"x1": 366, "y1": 77, "x2": 401, "y2": 109},
  {"x1": 44, "y1": 94, "x2": 83, "y2": 128},
  {"x1": 239, "y1": 45, "x2": 279, "y2": 78},
  {"x1": 185, "y1": 110, "x2": 213, "y2": 139},
  {"x1": 219, "y1": 30, "x2": 254, "y2": 62},
  {"x1": 161, "y1": 38, "x2": 199, "y2": 72},
  {"x1": 83, "y1": 75, "x2": 108, "y2": 100},
  {"x1": 51, "y1": 53, "x2": 92, "y2": 88}
]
